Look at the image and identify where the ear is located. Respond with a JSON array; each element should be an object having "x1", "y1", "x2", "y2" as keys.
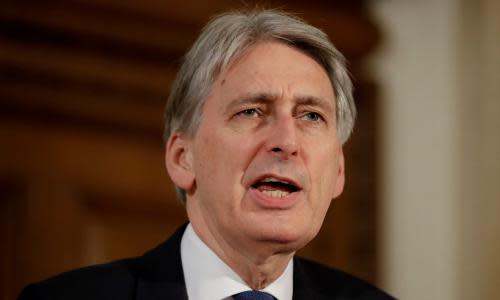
[
  {"x1": 332, "y1": 147, "x2": 345, "y2": 199},
  {"x1": 165, "y1": 132, "x2": 195, "y2": 192}
]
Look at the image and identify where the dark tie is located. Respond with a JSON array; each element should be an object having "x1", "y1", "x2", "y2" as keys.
[{"x1": 233, "y1": 290, "x2": 276, "y2": 300}]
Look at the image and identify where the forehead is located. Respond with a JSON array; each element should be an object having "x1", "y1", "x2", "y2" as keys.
[{"x1": 207, "y1": 41, "x2": 335, "y2": 109}]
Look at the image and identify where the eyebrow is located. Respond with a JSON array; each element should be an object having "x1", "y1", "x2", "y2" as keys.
[
  {"x1": 225, "y1": 92, "x2": 335, "y2": 114},
  {"x1": 224, "y1": 92, "x2": 278, "y2": 114},
  {"x1": 294, "y1": 95, "x2": 335, "y2": 114}
]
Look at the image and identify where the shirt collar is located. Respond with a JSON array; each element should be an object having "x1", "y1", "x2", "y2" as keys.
[{"x1": 180, "y1": 223, "x2": 293, "y2": 300}]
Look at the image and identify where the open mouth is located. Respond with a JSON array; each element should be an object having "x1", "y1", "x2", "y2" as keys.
[{"x1": 251, "y1": 176, "x2": 300, "y2": 198}]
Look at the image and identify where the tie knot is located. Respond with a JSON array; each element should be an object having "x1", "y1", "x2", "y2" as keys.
[{"x1": 233, "y1": 290, "x2": 276, "y2": 300}]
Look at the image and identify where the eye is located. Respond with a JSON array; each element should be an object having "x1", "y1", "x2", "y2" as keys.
[
  {"x1": 237, "y1": 108, "x2": 260, "y2": 118},
  {"x1": 301, "y1": 112, "x2": 323, "y2": 122}
]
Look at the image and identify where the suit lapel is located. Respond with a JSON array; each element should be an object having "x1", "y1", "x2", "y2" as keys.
[
  {"x1": 293, "y1": 257, "x2": 328, "y2": 300},
  {"x1": 293, "y1": 257, "x2": 314, "y2": 300},
  {"x1": 133, "y1": 224, "x2": 189, "y2": 300},
  {"x1": 136, "y1": 281, "x2": 187, "y2": 300}
]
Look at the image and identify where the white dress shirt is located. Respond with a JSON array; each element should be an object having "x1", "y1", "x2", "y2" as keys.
[{"x1": 180, "y1": 223, "x2": 293, "y2": 300}]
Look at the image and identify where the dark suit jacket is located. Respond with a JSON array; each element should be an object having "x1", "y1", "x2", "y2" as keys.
[{"x1": 18, "y1": 225, "x2": 395, "y2": 300}]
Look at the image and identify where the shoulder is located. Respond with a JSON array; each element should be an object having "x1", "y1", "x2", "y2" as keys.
[
  {"x1": 17, "y1": 258, "x2": 139, "y2": 300},
  {"x1": 16, "y1": 225, "x2": 187, "y2": 300},
  {"x1": 294, "y1": 257, "x2": 396, "y2": 300}
]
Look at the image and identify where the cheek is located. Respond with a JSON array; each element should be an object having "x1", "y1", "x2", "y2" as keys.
[
  {"x1": 192, "y1": 133, "x2": 221, "y2": 191},
  {"x1": 310, "y1": 147, "x2": 341, "y2": 200},
  {"x1": 194, "y1": 129, "x2": 247, "y2": 193}
]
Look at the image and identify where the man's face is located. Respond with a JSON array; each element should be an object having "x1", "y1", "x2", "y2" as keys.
[{"x1": 180, "y1": 41, "x2": 344, "y2": 254}]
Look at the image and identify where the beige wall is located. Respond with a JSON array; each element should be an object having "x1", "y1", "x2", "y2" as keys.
[
  {"x1": 458, "y1": 0, "x2": 500, "y2": 298},
  {"x1": 369, "y1": 0, "x2": 500, "y2": 299}
]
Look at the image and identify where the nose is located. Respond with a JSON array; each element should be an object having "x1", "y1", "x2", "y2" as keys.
[{"x1": 265, "y1": 116, "x2": 299, "y2": 159}]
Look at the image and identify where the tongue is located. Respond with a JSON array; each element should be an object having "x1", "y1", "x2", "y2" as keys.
[{"x1": 255, "y1": 183, "x2": 291, "y2": 192}]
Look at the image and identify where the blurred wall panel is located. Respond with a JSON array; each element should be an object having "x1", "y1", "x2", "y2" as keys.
[
  {"x1": 0, "y1": 1, "x2": 381, "y2": 298},
  {"x1": 370, "y1": 0, "x2": 500, "y2": 299}
]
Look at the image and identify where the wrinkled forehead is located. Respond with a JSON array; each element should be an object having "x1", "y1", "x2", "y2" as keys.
[
  {"x1": 215, "y1": 38, "x2": 333, "y2": 85},
  {"x1": 206, "y1": 41, "x2": 335, "y2": 110}
]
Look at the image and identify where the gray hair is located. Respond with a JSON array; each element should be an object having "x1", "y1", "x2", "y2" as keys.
[{"x1": 164, "y1": 9, "x2": 356, "y2": 202}]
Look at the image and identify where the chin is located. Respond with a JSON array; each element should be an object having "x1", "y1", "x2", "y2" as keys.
[{"x1": 247, "y1": 217, "x2": 320, "y2": 251}]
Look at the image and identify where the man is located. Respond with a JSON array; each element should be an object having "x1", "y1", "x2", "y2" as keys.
[{"x1": 18, "y1": 10, "x2": 394, "y2": 300}]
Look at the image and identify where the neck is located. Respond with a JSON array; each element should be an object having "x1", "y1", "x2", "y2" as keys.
[
  {"x1": 188, "y1": 214, "x2": 294, "y2": 290},
  {"x1": 220, "y1": 243, "x2": 293, "y2": 290}
]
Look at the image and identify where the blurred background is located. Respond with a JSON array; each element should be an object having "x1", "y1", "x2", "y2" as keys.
[{"x1": 0, "y1": 0, "x2": 498, "y2": 299}]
